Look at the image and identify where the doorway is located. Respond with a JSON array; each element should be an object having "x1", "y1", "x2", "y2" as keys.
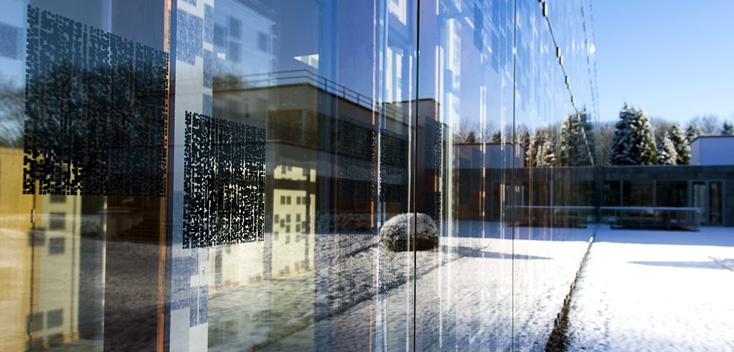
[{"x1": 692, "y1": 181, "x2": 724, "y2": 226}]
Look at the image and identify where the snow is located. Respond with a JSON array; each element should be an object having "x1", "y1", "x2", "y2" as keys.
[
  {"x1": 565, "y1": 225, "x2": 734, "y2": 351},
  {"x1": 208, "y1": 224, "x2": 595, "y2": 351}
]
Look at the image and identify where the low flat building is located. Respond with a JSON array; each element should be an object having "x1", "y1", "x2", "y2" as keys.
[{"x1": 691, "y1": 135, "x2": 734, "y2": 166}]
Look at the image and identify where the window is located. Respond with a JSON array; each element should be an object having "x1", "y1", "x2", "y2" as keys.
[
  {"x1": 229, "y1": 41, "x2": 241, "y2": 63},
  {"x1": 656, "y1": 182, "x2": 687, "y2": 207},
  {"x1": 622, "y1": 181, "x2": 653, "y2": 207},
  {"x1": 50, "y1": 212, "x2": 65, "y2": 230},
  {"x1": 228, "y1": 16, "x2": 241, "y2": 39},
  {"x1": 258, "y1": 31, "x2": 269, "y2": 52},
  {"x1": 213, "y1": 24, "x2": 225, "y2": 46}
]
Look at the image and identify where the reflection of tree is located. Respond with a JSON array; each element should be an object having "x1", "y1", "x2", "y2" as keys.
[
  {"x1": 455, "y1": 119, "x2": 496, "y2": 144},
  {"x1": 558, "y1": 110, "x2": 594, "y2": 166},
  {"x1": 213, "y1": 73, "x2": 247, "y2": 90},
  {"x1": 0, "y1": 79, "x2": 24, "y2": 148}
]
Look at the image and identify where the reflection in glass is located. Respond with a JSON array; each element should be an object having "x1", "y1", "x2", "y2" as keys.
[{"x1": 0, "y1": 0, "x2": 603, "y2": 351}]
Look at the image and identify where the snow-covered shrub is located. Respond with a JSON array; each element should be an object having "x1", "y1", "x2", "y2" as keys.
[{"x1": 379, "y1": 213, "x2": 438, "y2": 252}]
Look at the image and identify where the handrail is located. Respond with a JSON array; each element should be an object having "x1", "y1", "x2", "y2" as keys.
[{"x1": 212, "y1": 69, "x2": 404, "y2": 119}]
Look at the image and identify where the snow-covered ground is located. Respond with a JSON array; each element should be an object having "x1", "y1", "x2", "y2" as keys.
[
  {"x1": 566, "y1": 225, "x2": 734, "y2": 351},
  {"x1": 209, "y1": 224, "x2": 595, "y2": 351}
]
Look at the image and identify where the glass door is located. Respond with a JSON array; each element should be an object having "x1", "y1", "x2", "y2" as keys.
[
  {"x1": 693, "y1": 181, "x2": 707, "y2": 225},
  {"x1": 709, "y1": 181, "x2": 723, "y2": 226}
]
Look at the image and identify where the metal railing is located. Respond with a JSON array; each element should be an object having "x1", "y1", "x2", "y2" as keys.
[
  {"x1": 599, "y1": 206, "x2": 701, "y2": 231},
  {"x1": 504, "y1": 205, "x2": 596, "y2": 228},
  {"x1": 212, "y1": 69, "x2": 405, "y2": 119}
]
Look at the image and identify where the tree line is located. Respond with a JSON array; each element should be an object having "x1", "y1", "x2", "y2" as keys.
[{"x1": 457, "y1": 104, "x2": 733, "y2": 168}]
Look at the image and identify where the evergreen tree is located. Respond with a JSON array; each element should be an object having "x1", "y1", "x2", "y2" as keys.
[
  {"x1": 686, "y1": 123, "x2": 702, "y2": 142},
  {"x1": 490, "y1": 132, "x2": 502, "y2": 143},
  {"x1": 532, "y1": 131, "x2": 545, "y2": 167},
  {"x1": 608, "y1": 104, "x2": 657, "y2": 165},
  {"x1": 519, "y1": 130, "x2": 531, "y2": 166},
  {"x1": 541, "y1": 135, "x2": 556, "y2": 166},
  {"x1": 657, "y1": 131, "x2": 677, "y2": 165},
  {"x1": 634, "y1": 107, "x2": 658, "y2": 165},
  {"x1": 531, "y1": 131, "x2": 543, "y2": 167},
  {"x1": 609, "y1": 104, "x2": 633, "y2": 165},
  {"x1": 577, "y1": 109, "x2": 596, "y2": 165},
  {"x1": 558, "y1": 117, "x2": 572, "y2": 166},
  {"x1": 533, "y1": 130, "x2": 556, "y2": 167},
  {"x1": 669, "y1": 124, "x2": 690, "y2": 164},
  {"x1": 558, "y1": 109, "x2": 594, "y2": 166},
  {"x1": 722, "y1": 121, "x2": 734, "y2": 135}
]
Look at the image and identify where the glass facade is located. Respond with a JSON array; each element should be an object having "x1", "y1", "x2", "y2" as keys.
[{"x1": 0, "y1": 0, "x2": 600, "y2": 350}]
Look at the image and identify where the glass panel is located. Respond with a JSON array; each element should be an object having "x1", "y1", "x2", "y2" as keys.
[
  {"x1": 709, "y1": 181, "x2": 723, "y2": 225},
  {"x1": 6, "y1": 2, "x2": 170, "y2": 350},
  {"x1": 622, "y1": 180, "x2": 654, "y2": 207},
  {"x1": 417, "y1": 0, "x2": 597, "y2": 349},
  {"x1": 693, "y1": 181, "x2": 707, "y2": 224},
  {"x1": 603, "y1": 181, "x2": 621, "y2": 206},
  {"x1": 195, "y1": 0, "x2": 419, "y2": 350},
  {"x1": 656, "y1": 181, "x2": 688, "y2": 207},
  {"x1": 416, "y1": 0, "x2": 516, "y2": 348},
  {"x1": 1, "y1": 0, "x2": 604, "y2": 351}
]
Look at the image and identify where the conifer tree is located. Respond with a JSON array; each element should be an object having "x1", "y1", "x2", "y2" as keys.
[
  {"x1": 519, "y1": 130, "x2": 531, "y2": 166},
  {"x1": 577, "y1": 109, "x2": 596, "y2": 165},
  {"x1": 608, "y1": 104, "x2": 634, "y2": 165},
  {"x1": 542, "y1": 136, "x2": 556, "y2": 166},
  {"x1": 608, "y1": 104, "x2": 657, "y2": 165},
  {"x1": 558, "y1": 117, "x2": 572, "y2": 166},
  {"x1": 558, "y1": 109, "x2": 594, "y2": 166},
  {"x1": 722, "y1": 121, "x2": 734, "y2": 135},
  {"x1": 657, "y1": 131, "x2": 677, "y2": 165},
  {"x1": 636, "y1": 108, "x2": 658, "y2": 165},
  {"x1": 528, "y1": 131, "x2": 543, "y2": 167},
  {"x1": 491, "y1": 132, "x2": 502, "y2": 143},
  {"x1": 533, "y1": 131, "x2": 556, "y2": 167},
  {"x1": 669, "y1": 124, "x2": 690, "y2": 165},
  {"x1": 686, "y1": 123, "x2": 702, "y2": 142}
]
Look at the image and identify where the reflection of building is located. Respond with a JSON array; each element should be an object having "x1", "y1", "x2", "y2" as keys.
[
  {"x1": 0, "y1": 147, "x2": 34, "y2": 351},
  {"x1": 211, "y1": 0, "x2": 275, "y2": 78},
  {"x1": 0, "y1": 147, "x2": 104, "y2": 351},
  {"x1": 0, "y1": 0, "x2": 25, "y2": 85},
  {"x1": 209, "y1": 71, "x2": 445, "y2": 286}
]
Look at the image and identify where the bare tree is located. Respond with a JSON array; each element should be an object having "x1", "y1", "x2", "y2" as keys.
[
  {"x1": 594, "y1": 121, "x2": 614, "y2": 166},
  {"x1": 690, "y1": 115, "x2": 719, "y2": 135},
  {"x1": 0, "y1": 80, "x2": 24, "y2": 148},
  {"x1": 649, "y1": 116, "x2": 674, "y2": 143},
  {"x1": 455, "y1": 118, "x2": 497, "y2": 143}
]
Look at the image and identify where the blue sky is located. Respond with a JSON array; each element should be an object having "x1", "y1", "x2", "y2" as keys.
[{"x1": 592, "y1": 0, "x2": 734, "y2": 125}]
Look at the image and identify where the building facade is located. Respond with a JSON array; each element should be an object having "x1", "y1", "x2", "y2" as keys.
[{"x1": 0, "y1": 0, "x2": 600, "y2": 350}]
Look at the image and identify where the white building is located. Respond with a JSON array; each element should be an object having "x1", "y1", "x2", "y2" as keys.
[{"x1": 690, "y1": 135, "x2": 734, "y2": 166}]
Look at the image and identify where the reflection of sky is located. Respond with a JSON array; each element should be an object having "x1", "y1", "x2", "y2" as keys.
[
  {"x1": 0, "y1": 0, "x2": 26, "y2": 87},
  {"x1": 1, "y1": 0, "x2": 598, "y2": 131}
]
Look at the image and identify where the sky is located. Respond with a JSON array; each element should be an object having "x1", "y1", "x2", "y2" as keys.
[{"x1": 592, "y1": 0, "x2": 734, "y2": 125}]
